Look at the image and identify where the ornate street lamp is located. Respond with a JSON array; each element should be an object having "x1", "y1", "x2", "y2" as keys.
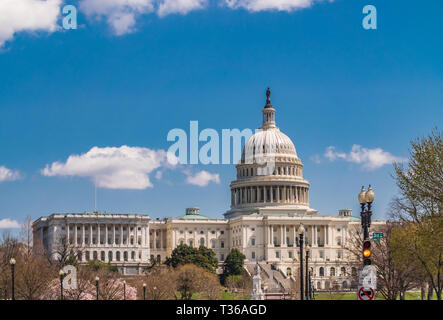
[
  {"x1": 59, "y1": 270, "x2": 65, "y2": 300},
  {"x1": 358, "y1": 185, "x2": 375, "y2": 241},
  {"x1": 95, "y1": 276, "x2": 100, "y2": 300},
  {"x1": 305, "y1": 244, "x2": 310, "y2": 300},
  {"x1": 298, "y1": 224, "x2": 305, "y2": 301},
  {"x1": 9, "y1": 258, "x2": 16, "y2": 301},
  {"x1": 143, "y1": 283, "x2": 147, "y2": 300}
]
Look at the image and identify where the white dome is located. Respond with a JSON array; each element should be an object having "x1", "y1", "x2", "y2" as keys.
[{"x1": 241, "y1": 127, "x2": 298, "y2": 163}]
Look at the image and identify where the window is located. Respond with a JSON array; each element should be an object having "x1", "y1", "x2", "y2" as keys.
[
  {"x1": 221, "y1": 241, "x2": 225, "y2": 248},
  {"x1": 251, "y1": 228, "x2": 255, "y2": 231},
  {"x1": 337, "y1": 238, "x2": 342, "y2": 246},
  {"x1": 251, "y1": 238, "x2": 255, "y2": 246},
  {"x1": 221, "y1": 231, "x2": 224, "y2": 235},
  {"x1": 286, "y1": 227, "x2": 289, "y2": 232},
  {"x1": 131, "y1": 251, "x2": 135, "y2": 260},
  {"x1": 319, "y1": 250, "x2": 324, "y2": 258},
  {"x1": 220, "y1": 254, "x2": 224, "y2": 261},
  {"x1": 189, "y1": 240, "x2": 193, "y2": 247},
  {"x1": 337, "y1": 251, "x2": 342, "y2": 259},
  {"x1": 273, "y1": 236, "x2": 277, "y2": 246},
  {"x1": 340, "y1": 267, "x2": 346, "y2": 277},
  {"x1": 319, "y1": 267, "x2": 324, "y2": 277},
  {"x1": 288, "y1": 251, "x2": 293, "y2": 259},
  {"x1": 211, "y1": 231, "x2": 215, "y2": 234},
  {"x1": 273, "y1": 227, "x2": 277, "y2": 232},
  {"x1": 180, "y1": 230, "x2": 184, "y2": 234},
  {"x1": 276, "y1": 251, "x2": 280, "y2": 258},
  {"x1": 189, "y1": 231, "x2": 193, "y2": 234},
  {"x1": 317, "y1": 227, "x2": 320, "y2": 232},
  {"x1": 337, "y1": 228, "x2": 341, "y2": 232},
  {"x1": 200, "y1": 231, "x2": 204, "y2": 234},
  {"x1": 200, "y1": 238, "x2": 205, "y2": 246},
  {"x1": 330, "y1": 267, "x2": 336, "y2": 277},
  {"x1": 211, "y1": 239, "x2": 216, "y2": 249},
  {"x1": 251, "y1": 251, "x2": 255, "y2": 259}
]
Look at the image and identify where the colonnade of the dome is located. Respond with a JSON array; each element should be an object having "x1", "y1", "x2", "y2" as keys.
[{"x1": 230, "y1": 184, "x2": 309, "y2": 207}]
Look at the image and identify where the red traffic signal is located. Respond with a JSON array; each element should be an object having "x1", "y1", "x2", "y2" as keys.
[{"x1": 363, "y1": 240, "x2": 371, "y2": 249}]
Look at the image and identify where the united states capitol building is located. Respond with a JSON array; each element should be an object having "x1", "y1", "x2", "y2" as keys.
[{"x1": 33, "y1": 90, "x2": 385, "y2": 292}]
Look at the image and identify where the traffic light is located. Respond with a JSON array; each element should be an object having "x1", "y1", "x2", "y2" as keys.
[{"x1": 363, "y1": 240, "x2": 371, "y2": 265}]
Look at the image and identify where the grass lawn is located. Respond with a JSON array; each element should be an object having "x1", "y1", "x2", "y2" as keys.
[{"x1": 314, "y1": 291, "x2": 436, "y2": 300}]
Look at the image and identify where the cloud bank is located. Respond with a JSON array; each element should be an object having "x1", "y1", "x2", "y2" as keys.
[
  {"x1": 0, "y1": 166, "x2": 21, "y2": 182},
  {"x1": 41, "y1": 145, "x2": 220, "y2": 189},
  {"x1": 224, "y1": 0, "x2": 317, "y2": 12},
  {"x1": 0, "y1": 218, "x2": 21, "y2": 229},
  {"x1": 185, "y1": 170, "x2": 220, "y2": 186},
  {"x1": 324, "y1": 145, "x2": 406, "y2": 170},
  {"x1": 41, "y1": 145, "x2": 176, "y2": 189},
  {"x1": 0, "y1": 0, "x2": 61, "y2": 46}
]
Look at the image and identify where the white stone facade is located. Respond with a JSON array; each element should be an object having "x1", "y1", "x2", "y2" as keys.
[{"x1": 33, "y1": 89, "x2": 386, "y2": 288}]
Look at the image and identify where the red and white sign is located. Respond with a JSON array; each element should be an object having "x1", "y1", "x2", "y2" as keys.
[{"x1": 358, "y1": 286, "x2": 375, "y2": 300}]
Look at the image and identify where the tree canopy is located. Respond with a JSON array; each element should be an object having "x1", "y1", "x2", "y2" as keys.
[{"x1": 165, "y1": 244, "x2": 218, "y2": 273}]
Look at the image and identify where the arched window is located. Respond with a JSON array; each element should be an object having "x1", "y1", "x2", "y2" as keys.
[
  {"x1": 319, "y1": 267, "x2": 324, "y2": 277},
  {"x1": 108, "y1": 251, "x2": 113, "y2": 262},
  {"x1": 330, "y1": 267, "x2": 335, "y2": 277},
  {"x1": 156, "y1": 255, "x2": 161, "y2": 263},
  {"x1": 189, "y1": 239, "x2": 193, "y2": 247},
  {"x1": 211, "y1": 239, "x2": 216, "y2": 248},
  {"x1": 342, "y1": 281, "x2": 348, "y2": 289},
  {"x1": 93, "y1": 251, "x2": 97, "y2": 260},
  {"x1": 116, "y1": 251, "x2": 121, "y2": 261},
  {"x1": 341, "y1": 267, "x2": 346, "y2": 277},
  {"x1": 124, "y1": 251, "x2": 128, "y2": 262},
  {"x1": 200, "y1": 238, "x2": 205, "y2": 246},
  {"x1": 131, "y1": 251, "x2": 135, "y2": 260},
  {"x1": 100, "y1": 251, "x2": 105, "y2": 261},
  {"x1": 150, "y1": 254, "x2": 154, "y2": 263},
  {"x1": 85, "y1": 251, "x2": 90, "y2": 261}
]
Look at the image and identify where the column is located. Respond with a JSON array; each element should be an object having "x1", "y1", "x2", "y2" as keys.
[
  {"x1": 311, "y1": 226, "x2": 314, "y2": 246},
  {"x1": 324, "y1": 225, "x2": 327, "y2": 246},
  {"x1": 270, "y1": 225, "x2": 273, "y2": 246},
  {"x1": 276, "y1": 186, "x2": 280, "y2": 203},
  {"x1": 264, "y1": 186, "x2": 267, "y2": 202},
  {"x1": 105, "y1": 224, "x2": 108, "y2": 246},
  {"x1": 90, "y1": 224, "x2": 93, "y2": 245},
  {"x1": 98, "y1": 223, "x2": 101, "y2": 245},
  {"x1": 82, "y1": 225, "x2": 85, "y2": 246},
  {"x1": 270, "y1": 186, "x2": 273, "y2": 203},
  {"x1": 67, "y1": 224, "x2": 70, "y2": 245},
  {"x1": 113, "y1": 225, "x2": 116, "y2": 245},
  {"x1": 74, "y1": 224, "x2": 78, "y2": 245}
]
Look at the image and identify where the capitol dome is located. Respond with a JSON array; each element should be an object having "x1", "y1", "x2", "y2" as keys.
[{"x1": 225, "y1": 88, "x2": 317, "y2": 218}]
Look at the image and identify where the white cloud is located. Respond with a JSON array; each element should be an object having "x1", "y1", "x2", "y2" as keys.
[
  {"x1": 79, "y1": 0, "x2": 155, "y2": 35},
  {"x1": 0, "y1": 218, "x2": 21, "y2": 229},
  {"x1": 41, "y1": 145, "x2": 178, "y2": 189},
  {"x1": 324, "y1": 145, "x2": 406, "y2": 170},
  {"x1": 223, "y1": 0, "x2": 327, "y2": 12},
  {"x1": 185, "y1": 170, "x2": 220, "y2": 186},
  {"x1": 157, "y1": 0, "x2": 207, "y2": 17},
  {"x1": 0, "y1": 0, "x2": 61, "y2": 47},
  {"x1": 0, "y1": 166, "x2": 21, "y2": 182}
]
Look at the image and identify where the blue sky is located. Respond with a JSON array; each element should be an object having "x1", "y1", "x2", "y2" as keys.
[{"x1": 0, "y1": 0, "x2": 442, "y2": 229}]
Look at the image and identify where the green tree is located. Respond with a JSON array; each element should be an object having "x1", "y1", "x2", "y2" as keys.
[
  {"x1": 165, "y1": 244, "x2": 218, "y2": 273},
  {"x1": 222, "y1": 249, "x2": 246, "y2": 283},
  {"x1": 390, "y1": 128, "x2": 443, "y2": 300}
]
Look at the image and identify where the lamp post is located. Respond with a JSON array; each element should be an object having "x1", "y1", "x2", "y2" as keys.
[
  {"x1": 358, "y1": 185, "x2": 375, "y2": 266},
  {"x1": 143, "y1": 283, "x2": 146, "y2": 300},
  {"x1": 298, "y1": 224, "x2": 305, "y2": 301},
  {"x1": 9, "y1": 258, "x2": 16, "y2": 301},
  {"x1": 305, "y1": 244, "x2": 310, "y2": 300},
  {"x1": 59, "y1": 270, "x2": 65, "y2": 300},
  {"x1": 309, "y1": 267, "x2": 313, "y2": 300},
  {"x1": 358, "y1": 185, "x2": 375, "y2": 241},
  {"x1": 123, "y1": 280, "x2": 126, "y2": 300},
  {"x1": 95, "y1": 276, "x2": 100, "y2": 300}
]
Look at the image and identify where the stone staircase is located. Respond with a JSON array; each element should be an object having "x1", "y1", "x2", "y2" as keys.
[{"x1": 245, "y1": 263, "x2": 294, "y2": 294}]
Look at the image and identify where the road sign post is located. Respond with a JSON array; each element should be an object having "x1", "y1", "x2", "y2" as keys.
[{"x1": 358, "y1": 286, "x2": 375, "y2": 300}]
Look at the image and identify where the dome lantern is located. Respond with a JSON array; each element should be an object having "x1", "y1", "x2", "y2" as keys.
[{"x1": 261, "y1": 87, "x2": 276, "y2": 129}]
